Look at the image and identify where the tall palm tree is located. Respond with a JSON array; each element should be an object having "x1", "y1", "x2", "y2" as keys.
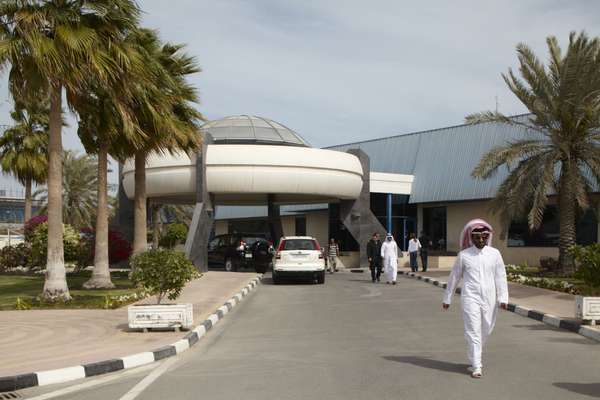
[
  {"x1": 0, "y1": 0, "x2": 140, "y2": 300},
  {"x1": 466, "y1": 32, "x2": 600, "y2": 272},
  {"x1": 36, "y1": 151, "x2": 98, "y2": 230},
  {"x1": 116, "y1": 29, "x2": 203, "y2": 255},
  {"x1": 0, "y1": 99, "x2": 49, "y2": 223}
]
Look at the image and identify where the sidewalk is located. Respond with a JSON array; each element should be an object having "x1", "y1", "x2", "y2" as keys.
[
  {"x1": 0, "y1": 271, "x2": 259, "y2": 376},
  {"x1": 400, "y1": 267, "x2": 600, "y2": 333}
]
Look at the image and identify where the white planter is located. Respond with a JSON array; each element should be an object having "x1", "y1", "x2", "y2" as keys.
[
  {"x1": 128, "y1": 303, "x2": 193, "y2": 331},
  {"x1": 575, "y1": 296, "x2": 600, "y2": 325}
]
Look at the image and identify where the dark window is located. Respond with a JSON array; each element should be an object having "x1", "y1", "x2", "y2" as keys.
[
  {"x1": 508, "y1": 206, "x2": 597, "y2": 247},
  {"x1": 422, "y1": 207, "x2": 447, "y2": 251},
  {"x1": 295, "y1": 216, "x2": 306, "y2": 236},
  {"x1": 328, "y1": 203, "x2": 359, "y2": 251}
]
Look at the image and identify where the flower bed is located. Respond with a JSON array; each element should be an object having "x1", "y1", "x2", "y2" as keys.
[{"x1": 506, "y1": 265, "x2": 600, "y2": 296}]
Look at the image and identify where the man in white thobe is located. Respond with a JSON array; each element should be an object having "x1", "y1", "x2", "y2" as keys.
[
  {"x1": 381, "y1": 233, "x2": 398, "y2": 285},
  {"x1": 442, "y1": 219, "x2": 508, "y2": 378}
]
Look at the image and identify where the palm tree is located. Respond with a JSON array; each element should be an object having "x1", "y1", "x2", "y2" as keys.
[
  {"x1": 0, "y1": 0, "x2": 140, "y2": 300},
  {"x1": 0, "y1": 99, "x2": 49, "y2": 223},
  {"x1": 35, "y1": 151, "x2": 98, "y2": 230},
  {"x1": 466, "y1": 32, "x2": 600, "y2": 273},
  {"x1": 116, "y1": 29, "x2": 203, "y2": 255}
]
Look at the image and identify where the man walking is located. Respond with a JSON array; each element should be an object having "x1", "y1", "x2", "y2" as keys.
[
  {"x1": 367, "y1": 233, "x2": 383, "y2": 282},
  {"x1": 442, "y1": 219, "x2": 508, "y2": 379},
  {"x1": 381, "y1": 233, "x2": 398, "y2": 285},
  {"x1": 408, "y1": 233, "x2": 421, "y2": 272},
  {"x1": 419, "y1": 231, "x2": 432, "y2": 272},
  {"x1": 327, "y1": 238, "x2": 339, "y2": 274}
]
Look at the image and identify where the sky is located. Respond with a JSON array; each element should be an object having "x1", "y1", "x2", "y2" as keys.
[{"x1": 2, "y1": 0, "x2": 600, "y2": 190}]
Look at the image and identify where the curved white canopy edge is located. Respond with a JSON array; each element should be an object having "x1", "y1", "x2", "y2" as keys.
[{"x1": 121, "y1": 145, "x2": 363, "y2": 204}]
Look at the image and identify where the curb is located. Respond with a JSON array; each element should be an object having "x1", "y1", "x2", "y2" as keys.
[
  {"x1": 0, "y1": 275, "x2": 263, "y2": 393},
  {"x1": 398, "y1": 271, "x2": 600, "y2": 343}
]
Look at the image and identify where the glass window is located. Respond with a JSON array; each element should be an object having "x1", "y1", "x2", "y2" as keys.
[
  {"x1": 422, "y1": 207, "x2": 447, "y2": 251},
  {"x1": 508, "y1": 206, "x2": 597, "y2": 247},
  {"x1": 295, "y1": 216, "x2": 306, "y2": 236}
]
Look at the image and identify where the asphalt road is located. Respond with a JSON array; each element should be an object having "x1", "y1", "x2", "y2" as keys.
[{"x1": 22, "y1": 272, "x2": 600, "y2": 400}]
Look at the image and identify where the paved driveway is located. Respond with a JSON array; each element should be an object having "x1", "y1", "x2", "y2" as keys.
[{"x1": 23, "y1": 272, "x2": 600, "y2": 400}]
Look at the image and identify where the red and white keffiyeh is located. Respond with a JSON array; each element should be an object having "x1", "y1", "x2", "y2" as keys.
[{"x1": 459, "y1": 219, "x2": 493, "y2": 250}]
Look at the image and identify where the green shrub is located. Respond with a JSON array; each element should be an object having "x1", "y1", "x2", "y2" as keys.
[
  {"x1": 570, "y1": 244, "x2": 600, "y2": 288},
  {"x1": 159, "y1": 223, "x2": 188, "y2": 249},
  {"x1": 30, "y1": 222, "x2": 80, "y2": 269},
  {"x1": 130, "y1": 249, "x2": 199, "y2": 304},
  {"x1": 0, "y1": 243, "x2": 31, "y2": 272}
]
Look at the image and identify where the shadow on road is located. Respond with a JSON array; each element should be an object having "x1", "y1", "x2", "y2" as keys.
[
  {"x1": 383, "y1": 356, "x2": 469, "y2": 375},
  {"x1": 553, "y1": 382, "x2": 600, "y2": 398}
]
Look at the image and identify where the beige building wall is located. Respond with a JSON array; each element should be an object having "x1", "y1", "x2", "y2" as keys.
[
  {"x1": 214, "y1": 220, "x2": 228, "y2": 236},
  {"x1": 306, "y1": 210, "x2": 329, "y2": 248},
  {"x1": 446, "y1": 200, "x2": 559, "y2": 266}
]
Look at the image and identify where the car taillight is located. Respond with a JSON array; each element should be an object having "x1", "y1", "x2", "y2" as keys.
[
  {"x1": 312, "y1": 240, "x2": 321, "y2": 251},
  {"x1": 277, "y1": 240, "x2": 285, "y2": 251}
]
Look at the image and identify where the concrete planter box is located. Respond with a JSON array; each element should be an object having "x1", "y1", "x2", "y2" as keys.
[
  {"x1": 128, "y1": 303, "x2": 193, "y2": 331},
  {"x1": 575, "y1": 296, "x2": 600, "y2": 325}
]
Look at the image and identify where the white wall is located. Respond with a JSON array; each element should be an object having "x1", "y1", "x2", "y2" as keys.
[{"x1": 214, "y1": 220, "x2": 228, "y2": 236}]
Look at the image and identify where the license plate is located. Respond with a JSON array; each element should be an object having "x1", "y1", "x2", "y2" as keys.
[{"x1": 245, "y1": 253, "x2": 253, "y2": 259}]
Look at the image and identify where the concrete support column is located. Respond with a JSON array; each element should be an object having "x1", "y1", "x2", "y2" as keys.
[
  {"x1": 184, "y1": 135, "x2": 215, "y2": 272},
  {"x1": 267, "y1": 194, "x2": 284, "y2": 245},
  {"x1": 386, "y1": 193, "x2": 392, "y2": 234}
]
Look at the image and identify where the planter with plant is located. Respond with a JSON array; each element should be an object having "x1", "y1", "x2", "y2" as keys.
[
  {"x1": 570, "y1": 245, "x2": 600, "y2": 325},
  {"x1": 128, "y1": 249, "x2": 199, "y2": 331}
]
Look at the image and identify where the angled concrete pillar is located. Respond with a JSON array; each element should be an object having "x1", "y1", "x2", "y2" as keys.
[
  {"x1": 184, "y1": 135, "x2": 215, "y2": 272},
  {"x1": 340, "y1": 149, "x2": 387, "y2": 268}
]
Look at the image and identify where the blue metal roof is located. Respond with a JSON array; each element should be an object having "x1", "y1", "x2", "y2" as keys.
[{"x1": 328, "y1": 115, "x2": 553, "y2": 204}]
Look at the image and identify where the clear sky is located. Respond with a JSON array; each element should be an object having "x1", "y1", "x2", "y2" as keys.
[{"x1": 1, "y1": 0, "x2": 600, "y2": 190}]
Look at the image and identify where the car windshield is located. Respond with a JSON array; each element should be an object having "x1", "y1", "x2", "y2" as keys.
[{"x1": 283, "y1": 239, "x2": 317, "y2": 251}]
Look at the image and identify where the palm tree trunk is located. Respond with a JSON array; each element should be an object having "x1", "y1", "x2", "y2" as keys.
[
  {"x1": 41, "y1": 82, "x2": 70, "y2": 301},
  {"x1": 84, "y1": 141, "x2": 114, "y2": 289},
  {"x1": 152, "y1": 204, "x2": 161, "y2": 249},
  {"x1": 558, "y1": 160, "x2": 577, "y2": 274},
  {"x1": 133, "y1": 150, "x2": 147, "y2": 255},
  {"x1": 24, "y1": 177, "x2": 32, "y2": 223}
]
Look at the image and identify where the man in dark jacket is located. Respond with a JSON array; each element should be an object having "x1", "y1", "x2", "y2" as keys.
[
  {"x1": 419, "y1": 231, "x2": 433, "y2": 272},
  {"x1": 367, "y1": 233, "x2": 383, "y2": 282}
]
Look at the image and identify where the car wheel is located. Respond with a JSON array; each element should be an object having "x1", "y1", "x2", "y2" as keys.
[
  {"x1": 317, "y1": 271, "x2": 325, "y2": 284},
  {"x1": 224, "y1": 258, "x2": 234, "y2": 272}
]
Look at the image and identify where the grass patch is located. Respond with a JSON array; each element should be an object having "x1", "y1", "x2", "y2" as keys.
[{"x1": 0, "y1": 271, "x2": 144, "y2": 310}]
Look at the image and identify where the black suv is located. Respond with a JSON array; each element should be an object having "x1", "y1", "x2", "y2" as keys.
[{"x1": 207, "y1": 233, "x2": 273, "y2": 273}]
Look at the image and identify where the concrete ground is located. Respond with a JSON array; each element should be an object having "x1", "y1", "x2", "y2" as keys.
[
  {"x1": 22, "y1": 271, "x2": 600, "y2": 400},
  {"x1": 0, "y1": 271, "x2": 258, "y2": 376}
]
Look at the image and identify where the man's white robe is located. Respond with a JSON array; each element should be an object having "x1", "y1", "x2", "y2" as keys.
[
  {"x1": 381, "y1": 238, "x2": 398, "y2": 283},
  {"x1": 443, "y1": 245, "x2": 508, "y2": 369}
]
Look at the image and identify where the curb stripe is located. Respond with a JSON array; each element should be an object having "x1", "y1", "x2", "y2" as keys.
[{"x1": 83, "y1": 360, "x2": 124, "y2": 377}]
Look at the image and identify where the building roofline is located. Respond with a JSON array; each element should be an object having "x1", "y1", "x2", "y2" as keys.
[{"x1": 323, "y1": 113, "x2": 532, "y2": 149}]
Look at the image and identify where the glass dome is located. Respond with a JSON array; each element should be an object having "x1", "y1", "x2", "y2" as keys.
[{"x1": 201, "y1": 115, "x2": 311, "y2": 147}]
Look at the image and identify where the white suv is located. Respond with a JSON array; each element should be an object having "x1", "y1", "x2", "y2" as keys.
[{"x1": 272, "y1": 236, "x2": 326, "y2": 284}]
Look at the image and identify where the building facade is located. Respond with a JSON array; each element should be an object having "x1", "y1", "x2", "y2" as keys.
[{"x1": 214, "y1": 115, "x2": 599, "y2": 267}]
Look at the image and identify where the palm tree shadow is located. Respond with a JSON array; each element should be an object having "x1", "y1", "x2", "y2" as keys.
[
  {"x1": 553, "y1": 382, "x2": 600, "y2": 398},
  {"x1": 383, "y1": 356, "x2": 469, "y2": 375}
]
